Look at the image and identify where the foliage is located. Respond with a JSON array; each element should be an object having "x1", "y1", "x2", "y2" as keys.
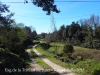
[
  {"x1": 23, "y1": 39, "x2": 34, "y2": 49},
  {"x1": 39, "y1": 32, "x2": 47, "y2": 38},
  {"x1": 31, "y1": 30, "x2": 37, "y2": 38},
  {"x1": 36, "y1": 42, "x2": 100, "y2": 75},
  {"x1": 57, "y1": 25, "x2": 66, "y2": 42},
  {"x1": 93, "y1": 40, "x2": 100, "y2": 49},
  {"x1": 25, "y1": 0, "x2": 60, "y2": 15},
  {"x1": 24, "y1": 26, "x2": 37, "y2": 39},
  {"x1": 39, "y1": 43, "x2": 50, "y2": 50},
  {"x1": 0, "y1": 49, "x2": 25, "y2": 75},
  {"x1": 47, "y1": 15, "x2": 100, "y2": 49},
  {"x1": 63, "y1": 43, "x2": 74, "y2": 54},
  {"x1": 0, "y1": 2, "x2": 38, "y2": 75},
  {"x1": 76, "y1": 59, "x2": 100, "y2": 75}
]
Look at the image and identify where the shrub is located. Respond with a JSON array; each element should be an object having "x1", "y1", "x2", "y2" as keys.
[
  {"x1": 39, "y1": 43, "x2": 50, "y2": 50},
  {"x1": 23, "y1": 39, "x2": 33, "y2": 49},
  {"x1": 63, "y1": 43, "x2": 74, "y2": 54},
  {"x1": 93, "y1": 70, "x2": 100, "y2": 75},
  {"x1": 0, "y1": 50, "x2": 25, "y2": 75}
]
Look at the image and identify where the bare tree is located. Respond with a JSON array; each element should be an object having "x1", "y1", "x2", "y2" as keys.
[{"x1": 50, "y1": 12, "x2": 58, "y2": 54}]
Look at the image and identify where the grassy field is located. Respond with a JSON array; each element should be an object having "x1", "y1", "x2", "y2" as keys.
[{"x1": 36, "y1": 42, "x2": 100, "y2": 75}]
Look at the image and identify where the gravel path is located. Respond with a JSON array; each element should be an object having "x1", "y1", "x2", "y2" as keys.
[
  {"x1": 27, "y1": 49, "x2": 42, "y2": 69},
  {"x1": 33, "y1": 45, "x2": 76, "y2": 75},
  {"x1": 26, "y1": 49, "x2": 45, "y2": 75}
]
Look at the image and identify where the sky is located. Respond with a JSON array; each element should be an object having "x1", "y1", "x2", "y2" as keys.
[{"x1": 1, "y1": 0, "x2": 100, "y2": 34}]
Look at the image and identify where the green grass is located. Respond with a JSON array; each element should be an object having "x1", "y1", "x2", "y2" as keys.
[
  {"x1": 50, "y1": 42, "x2": 64, "y2": 47},
  {"x1": 49, "y1": 42, "x2": 92, "y2": 54},
  {"x1": 74, "y1": 46, "x2": 99, "y2": 51},
  {"x1": 50, "y1": 42, "x2": 100, "y2": 51},
  {"x1": 36, "y1": 44, "x2": 100, "y2": 75},
  {"x1": 35, "y1": 58, "x2": 51, "y2": 69},
  {"x1": 36, "y1": 46, "x2": 75, "y2": 69},
  {"x1": 75, "y1": 59, "x2": 100, "y2": 75},
  {"x1": 33, "y1": 38, "x2": 46, "y2": 43},
  {"x1": 74, "y1": 46, "x2": 88, "y2": 50}
]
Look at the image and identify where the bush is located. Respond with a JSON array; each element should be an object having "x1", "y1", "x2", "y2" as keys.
[
  {"x1": 23, "y1": 39, "x2": 33, "y2": 49},
  {"x1": 0, "y1": 50, "x2": 25, "y2": 75},
  {"x1": 93, "y1": 70, "x2": 100, "y2": 75},
  {"x1": 63, "y1": 43, "x2": 74, "y2": 54},
  {"x1": 39, "y1": 43, "x2": 50, "y2": 49}
]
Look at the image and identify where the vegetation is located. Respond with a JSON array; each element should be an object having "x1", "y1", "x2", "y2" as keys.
[
  {"x1": 45, "y1": 15, "x2": 100, "y2": 49},
  {"x1": 0, "y1": 2, "x2": 37, "y2": 75},
  {"x1": 25, "y1": 0, "x2": 60, "y2": 15},
  {"x1": 36, "y1": 42, "x2": 100, "y2": 75},
  {"x1": 43, "y1": 17, "x2": 100, "y2": 74},
  {"x1": 1, "y1": 0, "x2": 100, "y2": 75},
  {"x1": 63, "y1": 43, "x2": 74, "y2": 54},
  {"x1": 39, "y1": 43, "x2": 50, "y2": 49}
]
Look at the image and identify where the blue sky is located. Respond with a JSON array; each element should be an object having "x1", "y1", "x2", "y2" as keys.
[{"x1": 1, "y1": 0, "x2": 100, "y2": 34}]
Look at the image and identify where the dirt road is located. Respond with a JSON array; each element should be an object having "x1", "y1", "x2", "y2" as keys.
[{"x1": 26, "y1": 49, "x2": 60, "y2": 75}]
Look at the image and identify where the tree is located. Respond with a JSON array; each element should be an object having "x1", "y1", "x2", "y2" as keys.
[
  {"x1": 79, "y1": 15, "x2": 100, "y2": 48},
  {"x1": 45, "y1": 13, "x2": 57, "y2": 43},
  {"x1": 25, "y1": 0, "x2": 60, "y2": 15},
  {"x1": 0, "y1": 2, "x2": 9, "y2": 16},
  {"x1": 31, "y1": 30, "x2": 37, "y2": 38},
  {"x1": 66, "y1": 25, "x2": 70, "y2": 37},
  {"x1": 40, "y1": 32, "x2": 47, "y2": 38},
  {"x1": 45, "y1": 33, "x2": 52, "y2": 43},
  {"x1": 68, "y1": 22, "x2": 81, "y2": 41},
  {"x1": 50, "y1": 13, "x2": 58, "y2": 42},
  {"x1": 24, "y1": 26, "x2": 32, "y2": 38},
  {"x1": 58, "y1": 25, "x2": 66, "y2": 42}
]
